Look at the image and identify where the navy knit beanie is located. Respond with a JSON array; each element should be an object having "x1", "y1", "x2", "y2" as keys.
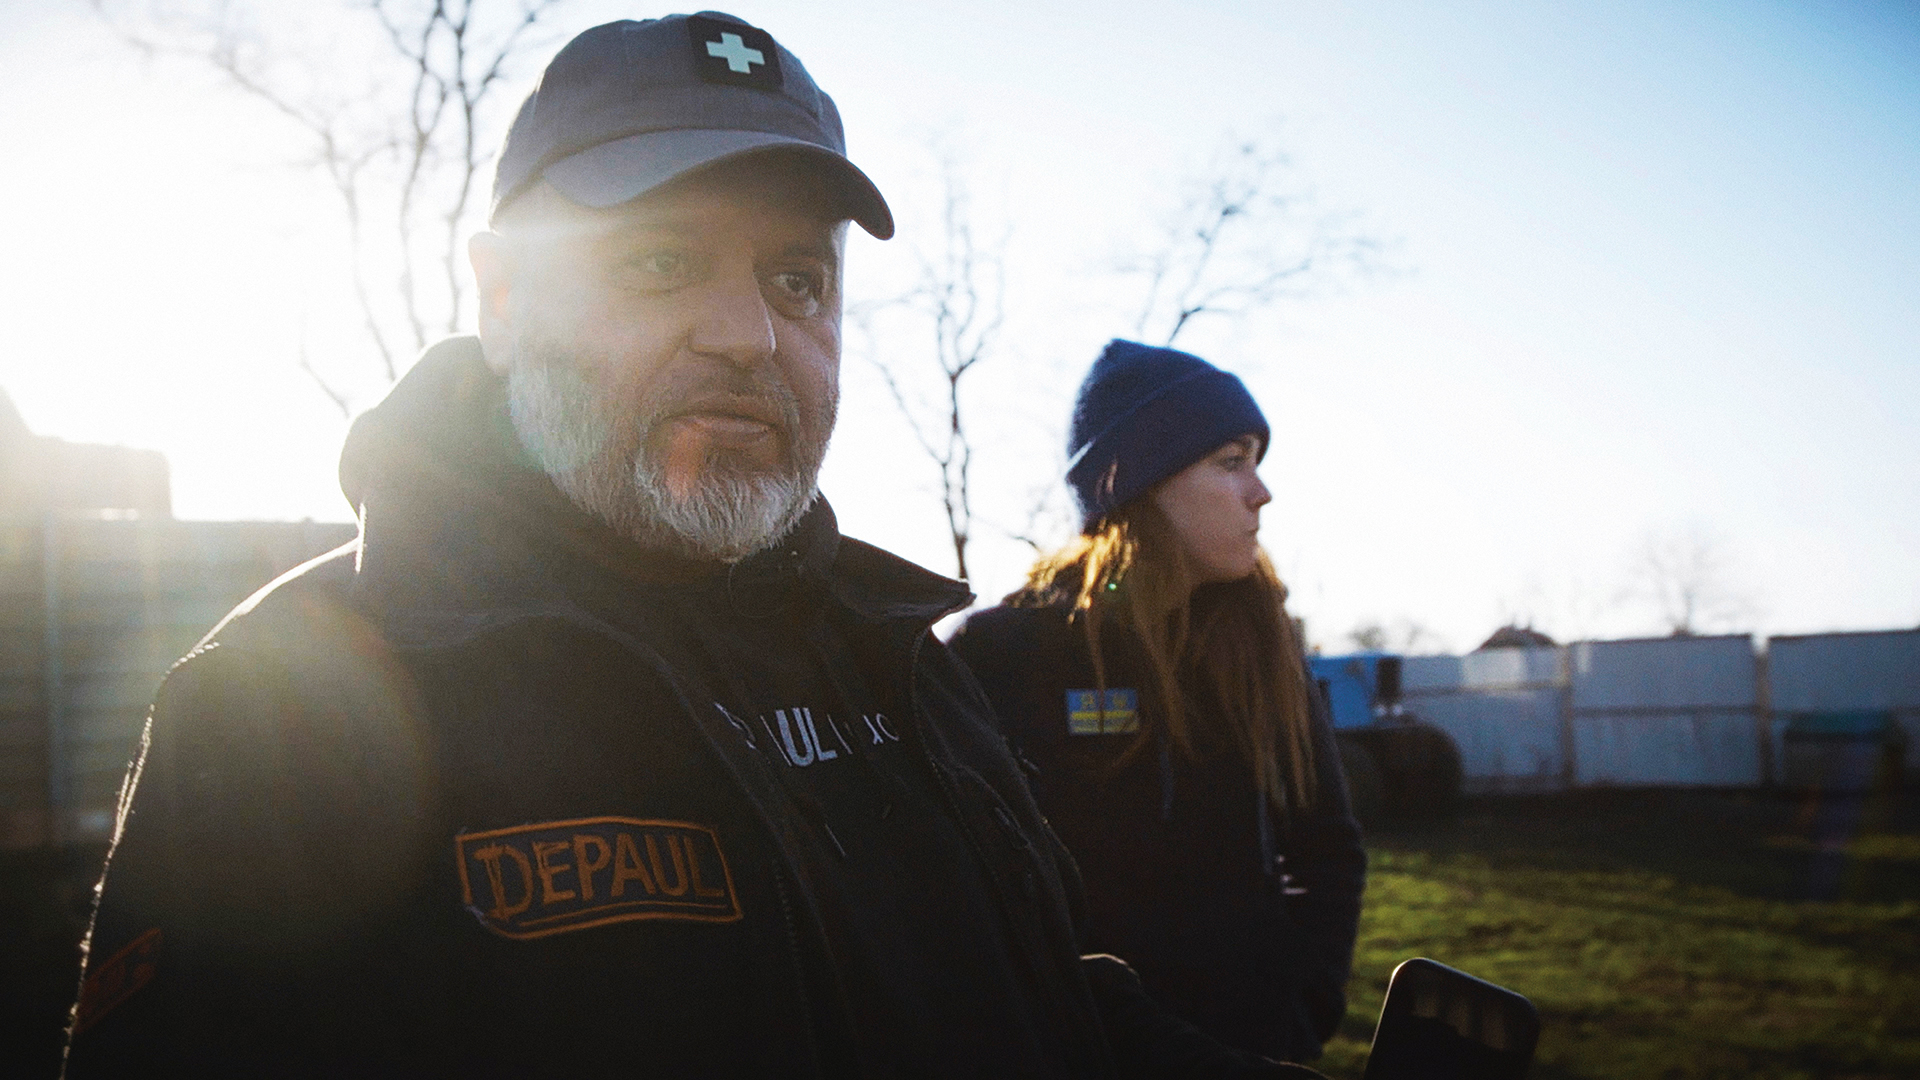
[{"x1": 1065, "y1": 339, "x2": 1269, "y2": 530}]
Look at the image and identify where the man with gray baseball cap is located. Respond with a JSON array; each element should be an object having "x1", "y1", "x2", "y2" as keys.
[
  {"x1": 489, "y1": 12, "x2": 892, "y2": 237},
  {"x1": 67, "y1": 13, "x2": 1321, "y2": 1077}
]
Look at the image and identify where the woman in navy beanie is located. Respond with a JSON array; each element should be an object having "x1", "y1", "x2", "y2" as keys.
[{"x1": 950, "y1": 340, "x2": 1365, "y2": 1064}]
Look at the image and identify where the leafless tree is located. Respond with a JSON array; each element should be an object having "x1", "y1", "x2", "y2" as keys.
[
  {"x1": 865, "y1": 133, "x2": 1381, "y2": 581},
  {"x1": 1127, "y1": 136, "x2": 1385, "y2": 348},
  {"x1": 1347, "y1": 622, "x2": 1388, "y2": 651},
  {"x1": 1000, "y1": 460, "x2": 1077, "y2": 558},
  {"x1": 1496, "y1": 572, "x2": 1614, "y2": 644},
  {"x1": 1347, "y1": 618, "x2": 1444, "y2": 655},
  {"x1": 93, "y1": 0, "x2": 570, "y2": 413},
  {"x1": 1623, "y1": 526, "x2": 1758, "y2": 636},
  {"x1": 860, "y1": 158, "x2": 1007, "y2": 582}
]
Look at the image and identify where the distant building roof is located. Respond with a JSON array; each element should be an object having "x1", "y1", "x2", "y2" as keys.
[
  {"x1": 1477, "y1": 624, "x2": 1558, "y2": 651},
  {"x1": 0, "y1": 388, "x2": 31, "y2": 445},
  {"x1": 0, "y1": 389, "x2": 170, "y2": 518}
]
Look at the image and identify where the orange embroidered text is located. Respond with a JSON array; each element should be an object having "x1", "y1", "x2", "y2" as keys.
[{"x1": 455, "y1": 818, "x2": 740, "y2": 939}]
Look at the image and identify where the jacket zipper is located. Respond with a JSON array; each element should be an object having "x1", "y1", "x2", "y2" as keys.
[
  {"x1": 578, "y1": 617, "x2": 851, "y2": 1077},
  {"x1": 901, "y1": 624, "x2": 1102, "y2": 1075},
  {"x1": 771, "y1": 863, "x2": 828, "y2": 1080}
]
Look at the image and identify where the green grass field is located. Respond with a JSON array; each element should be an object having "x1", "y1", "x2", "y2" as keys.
[{"x1": 1318, "y1": 787, "x2": 1920, "y2": 1080}]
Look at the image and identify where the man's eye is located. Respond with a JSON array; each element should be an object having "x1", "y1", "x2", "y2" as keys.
[
  {"x1": 640, "y1": 253, "x2": 684, "y2": 275},
  {"x1": 624, "y1": 251, "x2": 695, "y2": 288},
  {"x1": 768, "y1": 270, "x2": 826, "y2": 313},
  {"x1": 771, "y1": 270, "x2": 820, "y2": 298}
]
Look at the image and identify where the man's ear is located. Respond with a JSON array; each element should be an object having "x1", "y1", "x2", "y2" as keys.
[{"x1": 470, "y1": 231, "x2": 515, "y2": 374}]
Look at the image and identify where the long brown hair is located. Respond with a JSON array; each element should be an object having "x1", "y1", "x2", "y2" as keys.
[{"x1": 1015, "y1": 500, "x2": 1317, "y2": 812}]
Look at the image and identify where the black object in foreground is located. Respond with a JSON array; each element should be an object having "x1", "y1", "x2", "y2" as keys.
[{"x1": 1362, "y1": 958, "x2": 1539, "y2": 1080}]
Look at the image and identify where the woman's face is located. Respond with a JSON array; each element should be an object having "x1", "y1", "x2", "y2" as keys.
[{"x1": 1149, "y1": 434, "x2": 1272, "y2": 584}]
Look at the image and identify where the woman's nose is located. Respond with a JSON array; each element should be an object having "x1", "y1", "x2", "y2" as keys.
[{"x1": 1249, "y1": 474, "x2": 1273, "y2": 510}]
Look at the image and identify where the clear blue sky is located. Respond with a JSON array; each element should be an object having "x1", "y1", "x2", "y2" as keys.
[{"x1": 2, "y1": 0, "x2": 1915, "y2": 648}]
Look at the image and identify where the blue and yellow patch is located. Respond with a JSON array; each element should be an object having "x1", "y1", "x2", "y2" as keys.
[
  {"x1": 1066, "y1": 687, "x2": 1140, "y2": 735},
  {"x1": 456, "y1": 818, "x2": 740, "y2": 939}
]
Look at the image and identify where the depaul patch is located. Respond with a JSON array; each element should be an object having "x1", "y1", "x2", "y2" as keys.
[
  {"x1": 456, "y1": 818, "x2": 740, "y2": 939},
  {"x1": 1067, "y1": 688, "x2": 1140, "y2": 735},
  {"x1": 73, "y1": 927, "x2": 161, "y2": 1034}
]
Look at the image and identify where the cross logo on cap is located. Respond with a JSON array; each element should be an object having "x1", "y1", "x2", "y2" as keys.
[
  {"x1": 706, "y1": 32, "x2": 763, "y2": 74},
  {"x1": 687, "y1": 15, "x2": 783, "y2": 91}
]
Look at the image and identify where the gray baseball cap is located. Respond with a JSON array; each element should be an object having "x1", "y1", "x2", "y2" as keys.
[{"x1": 489, "y1": 12, "x2": 893, "y2": 238}]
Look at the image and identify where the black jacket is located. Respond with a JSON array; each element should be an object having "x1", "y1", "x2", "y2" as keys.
[
  {"x1": 65, "y1": 338, "x2": 1316, "y2": 1079},
  {"x1": 950, "y1": 598, "x2": 1366, "y2": 1063}
]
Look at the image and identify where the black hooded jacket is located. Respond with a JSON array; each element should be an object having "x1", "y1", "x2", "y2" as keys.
[
  {"x1": 950, "y1": 597, "x2": 1367, "y2": 1063},
  {"x1": 64, "y1": 338, "x2": 1320, "y2": 1079}
]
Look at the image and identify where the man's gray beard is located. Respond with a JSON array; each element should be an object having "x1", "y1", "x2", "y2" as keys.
[{"x1": 503, "y1": 346, "x2": 830, "y2": 564}]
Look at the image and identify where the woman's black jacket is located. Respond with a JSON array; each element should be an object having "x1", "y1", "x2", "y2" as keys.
[{"x1": 951, "y1": 598, "x2": 1367, "y2": 1062}]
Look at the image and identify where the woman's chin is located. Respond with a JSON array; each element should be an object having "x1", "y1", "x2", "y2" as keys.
[{"x1": 1194, "y1": 561, "x2": 1259, "y2": 586}]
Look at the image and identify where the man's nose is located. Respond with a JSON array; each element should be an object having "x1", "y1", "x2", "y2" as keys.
[{"x1": 688, "y1": 264, "x2": 776, "y2": 368}]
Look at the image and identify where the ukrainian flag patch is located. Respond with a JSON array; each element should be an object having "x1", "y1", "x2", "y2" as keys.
[{"x1": 1066, "y1": 688, "x2": 1140, "y2": 735}]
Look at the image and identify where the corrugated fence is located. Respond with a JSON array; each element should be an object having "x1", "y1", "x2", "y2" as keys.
[
  {"x1": 8, "y1": 514, "x2": 1914, "y2": 842},
  {"x1": 2, "y1": 515, "x2": 355, "y2": 849},
  {"x1": 1404, "y1": 631, "x2": 1919, "y2": 792}
]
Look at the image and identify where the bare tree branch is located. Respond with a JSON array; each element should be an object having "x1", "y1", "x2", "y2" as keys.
[
  {"x1": 862, "y1": 154, "x2": 1008, "y2": 581},
  {"x1": 1623, "y1": 526, "x2": 1758, "y2": 636},
  {"x1": 860, "y1": 318, "x2": 949, "y2": 467},
  {"x1": 297, "y1": 328, "x2": 353, "y2": 418},
  {"x1": 92, "y1": 0, "x2": 570, "y2": 410},
  {"x1": 1126, "y1": 136, "x2": 1385, "y2": 347},
  {"x1": 987, "y1": 467, "x2": 1074, "y2": 557},
  {"x1": 1347, "y1": 617, "x2": 1444, "y2": 655}
]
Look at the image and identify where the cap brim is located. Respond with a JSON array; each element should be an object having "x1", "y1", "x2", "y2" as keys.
[{"x1": 540, "y1": 129, "x2": 894, "y2": 240}]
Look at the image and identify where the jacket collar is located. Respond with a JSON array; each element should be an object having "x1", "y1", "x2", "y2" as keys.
[{"x1": 340, "y1": 336, "x2": 970, "y2": 644}]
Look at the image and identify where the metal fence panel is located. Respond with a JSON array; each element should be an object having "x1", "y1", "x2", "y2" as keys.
[
  {"x1": 1570, "y1": 635, "x2": 1758, "y2": 709},
  {"x1": 1403, "y1": 650, "x2": 1568, "y2": 792},
  {"x1": 1768, "y1": 630, "x2": 1920, "y2": 769},
  {"x1": 1562, "y1": 636, "x2": 1763, "y2": 786},
  {"x1": 1572, "y1": 711, "x2": 1764, "y2": 786},
  {"x1": 1413, "y1": 689, "x2": 1567, "y2": 792},
  {"x1": 1363, "y1": 631, "x2": 1913, "y2": 792},
  {"x1": 1404, "y1": 648, "x2": 1562, "y2": 692},
  {"x1": 1, "y1": 516, "x2": 356, "y2": 848}
]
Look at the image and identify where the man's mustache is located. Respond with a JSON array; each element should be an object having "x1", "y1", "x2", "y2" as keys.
[{"x1": 639, "y1": 366, "x2": 803, "y2": 442}]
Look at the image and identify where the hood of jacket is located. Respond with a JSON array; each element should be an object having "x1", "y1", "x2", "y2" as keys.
[{"x1": 335, "y1": 337, "x2": 970, "y2": 645}]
